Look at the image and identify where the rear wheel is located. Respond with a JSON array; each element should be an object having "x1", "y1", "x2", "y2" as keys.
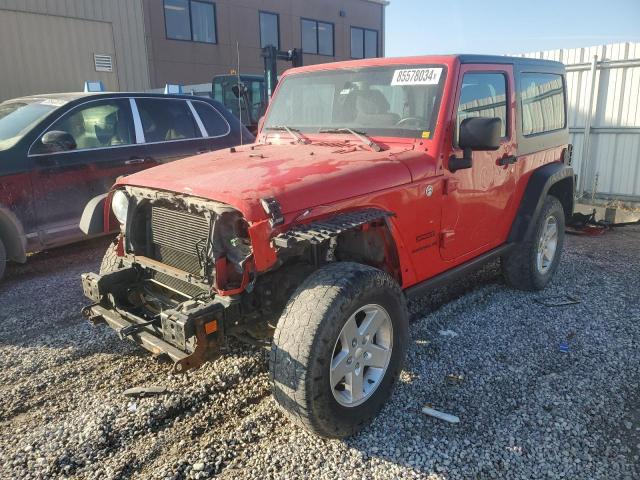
[
  {"x1": 0, "y1": 237, "x2": 6, "y2": 281},
  {"x1": 270, "y1": 262, "x2": 408, "y2": 438},
  {"x1": 502, "y1": 195, "x2": 565, "y2": 290}
]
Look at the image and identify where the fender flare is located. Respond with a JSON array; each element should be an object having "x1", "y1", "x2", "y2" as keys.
[
  {"x1": 508, "y1": 162, "x2": 575, "y2": 243},
  {"x1": 272, "y1": 208, "x2": 405, "y2": 280},
  {"x1": 79, "y1": 193, "x2": 110, "y2": 235},
  {"x1": 0, "y1": 205, "x2": 27, "y2": 263},
  {"x1": 273, "y1": 208, "x2": 395, "y2": 248}
]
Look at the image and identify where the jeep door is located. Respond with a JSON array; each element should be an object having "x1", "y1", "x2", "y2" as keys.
[
  {"x1": 30, "y1": 98, "x2": 148, "y2": 246},
  {"x1": 440, "y1": 65, "x2": 519, "y2": 261}
]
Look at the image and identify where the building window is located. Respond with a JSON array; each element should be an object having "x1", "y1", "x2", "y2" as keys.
[
  {"x1": 260, "y1": 11, "x2": 280, "y2": 49},
  {"x1": 351, "y1": 27, "x2": 378, "y2": 59},
  {"x1": 301, "y1": 18, "x2": 334, "y2": 56},
  {"x1": 164, "y1": 0, "x2": 217, "y2": 44},
  {"x1": 520, "y1": 73, "x2": 566, "y2": 136}
]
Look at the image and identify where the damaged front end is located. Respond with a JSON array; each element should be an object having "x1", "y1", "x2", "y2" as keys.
[{"x1": 81, "y1": 186, "x2": 254, "y2": 373}]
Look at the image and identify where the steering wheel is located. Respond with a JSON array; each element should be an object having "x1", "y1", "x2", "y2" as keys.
[{"x1": 395, "y1": 117, "x2": 426, "y2": 127}]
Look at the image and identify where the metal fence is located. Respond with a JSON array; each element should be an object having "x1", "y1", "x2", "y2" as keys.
[{"x1": 518, "y1": 43, "x2": 640, "y2": 203}]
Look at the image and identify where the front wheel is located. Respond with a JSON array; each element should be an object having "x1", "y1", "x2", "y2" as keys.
[
  {"x1": 502, "y1": 195, "x2": 565, "y2": 290},
  {"x1": 270, "y1": 262, "x2": 408, "y2": 438}
]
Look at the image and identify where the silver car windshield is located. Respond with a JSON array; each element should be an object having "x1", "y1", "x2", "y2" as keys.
[
  {"x1": 0, "y1": 99, "x2": 63, "y2": 151},
  {"x1": 264, "y1": 64, "x2": 447, "y2": 138}
]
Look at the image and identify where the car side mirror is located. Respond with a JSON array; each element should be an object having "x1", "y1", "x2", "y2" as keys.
[
  {"x1": 41, "y1": 130, "x2": 77, "y2": 152},
  {"x1": 449, "y1": 117, "x2": 502, "y2": 172}
]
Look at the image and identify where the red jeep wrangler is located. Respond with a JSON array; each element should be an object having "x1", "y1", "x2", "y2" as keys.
[{"x1": 81, "y1": 55, "x2": 574, "y2": 438}]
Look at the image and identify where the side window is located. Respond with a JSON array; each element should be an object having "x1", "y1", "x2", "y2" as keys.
[
  {"x1": 192, "y1": 102, "x2": 229, "y2": 137},
  {"x1": 457, "y1": 73, "x2": 508, "y2": 141},
  {"x1": 35, "y1": 99, "x2": 134, "y2": 152},
  {"x1": 520, "y1": 73, "x2": 566, "y2": 136},
  {"x1": 135, "y1": 98, "x2": 199, "y2": 143}
]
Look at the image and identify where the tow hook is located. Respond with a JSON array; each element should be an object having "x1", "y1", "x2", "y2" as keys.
[{"x1": 118, "y1": 316, "x2": 160, "y2": 340}]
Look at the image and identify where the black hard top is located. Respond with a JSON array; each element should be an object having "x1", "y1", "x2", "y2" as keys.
[{"x1": 457, "y1": 54, "x2": 564, "y2": 69}]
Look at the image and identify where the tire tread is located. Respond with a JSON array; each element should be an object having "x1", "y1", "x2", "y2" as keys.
[
  {"x1": 270, "y1": 262, "x2": 407, "y2": 438},
  {"x1": 502, "y1": 195, "x2": 565, "y2": 290}
]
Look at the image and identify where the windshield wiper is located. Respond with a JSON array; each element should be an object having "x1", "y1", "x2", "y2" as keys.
[
  {"x1": 318, "y1": 127, "x2": 382, "y2": 152},
  {"x1": 265, "y1": 125, "x2": 308, "y2": 144}
]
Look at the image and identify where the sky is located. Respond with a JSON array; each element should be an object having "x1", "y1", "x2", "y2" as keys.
[{"x1": 385, "y1": 0, "x2": 640, "y2": 57}]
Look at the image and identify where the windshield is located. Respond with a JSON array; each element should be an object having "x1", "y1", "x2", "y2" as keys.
[
  {"x1": 264, "y1": 65, "x2": 446, "y2": 139},
  {"x1": 0, "y1": 99, "x2": 63, "y2": 151}
]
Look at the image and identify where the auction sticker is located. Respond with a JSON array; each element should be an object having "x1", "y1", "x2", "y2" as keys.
[{"x1": 391, "y1": 68, "x2": 442, "y2": 86}]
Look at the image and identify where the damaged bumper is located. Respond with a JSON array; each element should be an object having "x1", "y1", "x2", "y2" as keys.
[{"x1": 81, "y1": 268, "x2": 226, "y2": 373}]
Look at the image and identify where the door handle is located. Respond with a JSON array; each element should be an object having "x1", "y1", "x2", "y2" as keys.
[
  {"x1": 498, "y1": 155, "x2": 518, "y2": 166},
  {"x1": 125, "y1": 157, "x2": 146, "y2": 165}
]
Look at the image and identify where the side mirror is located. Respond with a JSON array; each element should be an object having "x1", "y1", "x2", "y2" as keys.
[
  {"x1": 41, "y1": 130, "x2": 77, "y2": 152},
  {"x1": 449, "y1": 117, "x2": 501, "y2": 172},
  {"x1": 459, "y1": 117, "x2": 501, "y2": 151}
]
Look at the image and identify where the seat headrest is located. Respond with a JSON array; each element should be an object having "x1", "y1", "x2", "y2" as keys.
[{"x1": 355, "y1": 89, "x2": 390, "y2": 115}]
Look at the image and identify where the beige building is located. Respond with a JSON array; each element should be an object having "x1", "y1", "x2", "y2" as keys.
[{"x1": 0, "y1": 0, "x2": 387, "y2": 101}]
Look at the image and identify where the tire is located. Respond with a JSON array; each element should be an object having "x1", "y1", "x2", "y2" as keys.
[
  {"x1": 0, "y1": 237, "x2": 6, "y2": 281},
  {"x1": 99, "y1": 237, "x2": 124, "y2": 275},
  {"x1": 270, "y1": 262, "x2": 408, "y2": 438},
  {"x1": 502, "y1": 195, "x2": 565, "y2": 291}
]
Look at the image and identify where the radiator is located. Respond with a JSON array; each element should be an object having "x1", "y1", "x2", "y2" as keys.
[{"x1": 150, "y1": 206, "x2": 210, "y2": 276}]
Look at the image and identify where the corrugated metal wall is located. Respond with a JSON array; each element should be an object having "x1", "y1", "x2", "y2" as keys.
[
  {"x1": 0, "y1": 0, "x2": 150, "y2": 99},
  {"x1": 0, "y1": 10, "x2": 119, "y2": 98},
  {"x1": 518, "y1": 43, "x2": 640, "y2": 202}
]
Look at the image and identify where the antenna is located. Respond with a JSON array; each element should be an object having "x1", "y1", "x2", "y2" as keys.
[{"x1": 236, "y1": 41, "x2": 243, "y2": 146}]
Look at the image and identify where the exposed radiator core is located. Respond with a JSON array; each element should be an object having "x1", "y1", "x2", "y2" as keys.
[{"x1": 150, "y1": 206, "x2": 210, "y2": 275}]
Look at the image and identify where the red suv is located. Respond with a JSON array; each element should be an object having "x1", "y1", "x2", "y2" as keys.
[{"x1": 81, "y1": 55, "x2": 574, "y2": 438}]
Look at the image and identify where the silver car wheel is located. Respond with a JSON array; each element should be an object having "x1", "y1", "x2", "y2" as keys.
[
  {"x1": 537, "y1": 215, "x2": 558, "y2": 274},
  {"x1": 330, "y1": 304, "x2": 393, "y2": 407}
]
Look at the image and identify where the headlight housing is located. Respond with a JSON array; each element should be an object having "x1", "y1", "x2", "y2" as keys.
[{"x1": 111, "y1": 190, "x2": 129, "y2": 225}]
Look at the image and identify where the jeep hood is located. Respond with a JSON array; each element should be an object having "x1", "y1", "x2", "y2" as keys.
[{"x1": 119, "y1": 142, "x2": 414, "y2": 222}]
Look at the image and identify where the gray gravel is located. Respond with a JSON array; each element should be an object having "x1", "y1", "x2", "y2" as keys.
[{"x1": 1, "y1": 227, "x2": 639, "y2": 479}]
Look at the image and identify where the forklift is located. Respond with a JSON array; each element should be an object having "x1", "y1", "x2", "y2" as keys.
[{"x1": 211, "y1": 46, "x2": 303, "y2": 134}]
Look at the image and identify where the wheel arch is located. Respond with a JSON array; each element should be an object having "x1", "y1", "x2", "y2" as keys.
[
  {"x1": 272, "y1": 208, "x2": 404, "y2": 284},
  {"x1": 0, "y1": 205, "x2": 28, "y2": 263},
  {"x1": 548, "y1": 176, "x2": 574, "y2": 223},
  {"x1": 508, "y1": 162, "x2": 574, "y2": 243},
  {"x1": 334, "y1": 218, "x2": 403, "y2": 283}
]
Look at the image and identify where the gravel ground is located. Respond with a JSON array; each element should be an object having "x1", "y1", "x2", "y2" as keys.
[{"x1": 0, "y1": 227, "x2": 639, "y2": 479}]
